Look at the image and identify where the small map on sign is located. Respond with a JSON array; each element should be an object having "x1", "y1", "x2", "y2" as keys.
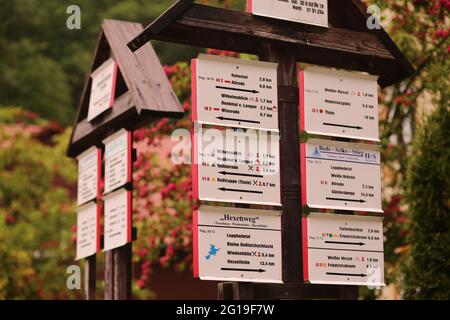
[{"x1": 205, "y1": 245, "x2": 220, "y2": 260}]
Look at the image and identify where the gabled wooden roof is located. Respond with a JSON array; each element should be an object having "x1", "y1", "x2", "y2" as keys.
[
  {"x1": 128, "y1": 0, "x2": 414, "y2": 88},
  {"x1": 67, "y1": 19, "x2": 183, "y2": 158}
]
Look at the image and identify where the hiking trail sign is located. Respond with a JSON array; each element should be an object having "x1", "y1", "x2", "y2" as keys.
[
  {"x1": 301, "y1": 139, "x2": 382, "y2": 213},
  {"x1": 193, "y1": 127, "x2": 281, "y2": 206},
  {"x1": 302, "y1": 213, "x2": 385, "y2": 286},
  {"x1": 247, "y1": 0, "x2": 329, "y2": 28},
  {"x1": 87, "y1": 58, "x2": 118, "y2": 122},
  {"x1": 192, "y1": 54, "x2": 279, "y2": 131},
  {"x1": 103, "y1": 188, "x2": 132, "y2": 252},
  {"x1": 103, "y1": 129, "x2": 132, "y2": 194},
  {"x1": 194, "y1": 206, "x2": 282, "y2": 283},
  {"x1": 299, "y1": 67, "x2": 380, "y2": 141},
  {"x1": 77, "y1": 146, "x2": 101, "y2": 206},
  {"x1": 76, "y1": 202, "x2": 101, "y2": 260}
]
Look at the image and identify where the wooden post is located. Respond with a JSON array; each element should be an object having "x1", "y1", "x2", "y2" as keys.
[
  {"x1": 259, "y1": 43, "x2": 302, "y2": 284},
  {"x1": 104, "y1": 251, "x2": 114, "y2": 300},
  {"x1": 84, "y1": 255, "x2": 97, "y2": 300},
  {"x1": 113, "y1": 243, "x2": 132, "y2": 300}
]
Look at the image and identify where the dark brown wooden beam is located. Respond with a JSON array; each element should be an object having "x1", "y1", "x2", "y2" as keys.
[{"x1": 128, "y1": 3, "x2": 414, "y2": 87}]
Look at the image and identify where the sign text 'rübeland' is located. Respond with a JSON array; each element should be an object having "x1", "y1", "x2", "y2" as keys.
[
  {"x1": 77, "y1": 146, "x2": 101, "y2": 206},
  {"x1": 194, "y1": 206, "x2": 282, "y2": 283},
  {"x1": 87, "y1": 58, "x2": 118, "y2": 122},
  {"x1": 193, "y1": 127, "x2": 281, "y2": 206},
  {"x1": 248, "y1": 0, "x2": 328, "y2": 28},
  {"x1": 103, "y1": 129, "x2": 132, "y2": 194},
  {"x1": 300, "y1": 67, "x2": 380, "y2": 141},
  {"x1": 103, "y1": 188, "x2": 132, "y2": 251},
  {"x1": 192, "y1": 54, "x2": 279, "y2": 132},
  {"x1": 303, "y1": 213, "x2": 385, "y2": 286},
  {"x1": 301, "y1": 139, "x2": 382, "y2": 212},
  {"x1": 76, "y1": 201, "x2": 100, "y2": 260}
]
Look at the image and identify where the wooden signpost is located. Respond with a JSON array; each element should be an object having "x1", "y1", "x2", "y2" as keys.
[
  {"x1": 68, "y1": 19, "x2": 183, "y2": 300},
  {"x1": 128, "y1": 0, "x2": 413, "y2": 300}
]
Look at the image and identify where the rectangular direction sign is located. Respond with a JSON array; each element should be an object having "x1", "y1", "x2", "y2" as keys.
[
  {"x1": 194, "y1": 206, "x2": 282, "y2": 283},
  {"x1": 248, "y1": 0, "x2": 328, "y2": 28},
  {"x1": 193, "y1": 126, "x2": 281, "y2": 206},
  {"x1": 77, "y1": 146, "x2": 101, "y2": 206},
  {"x1": 88, "y1": 58, "x2": 118, "y2": 121},
  {"x1": 103, "y1": 129, "x2": 132, "y2": 194},
  {"x1": 76, "y1": 202, "x2": 100, "y2": 260},
  {"x1": 192, "y1": 54, "x2": 279, "y2": 132},
  {"x1": 302, "y1": 213, "x2": 385, "y2": 286},
  {"x1": 103, "y1": 188, "x2": 132, "y2": 251},
  {"x1": 300, "y1": 67, "x2": 379, "y2": 141},
  {"x1": 300, "y1": 139, "x2": 382, "y2": 212}
]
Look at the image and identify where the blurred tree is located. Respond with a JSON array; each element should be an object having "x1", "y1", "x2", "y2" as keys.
[
  {"x1": 0, "y1": 107, "x2": 77, "y2": 299},
  {"x1": 401, "y1": 105, "x2": 449, "y2": 300}
]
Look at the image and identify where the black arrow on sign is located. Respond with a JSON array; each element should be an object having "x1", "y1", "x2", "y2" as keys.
[
  {"x1": 323, "y1": 122, "x2": 363, "y2": 130},
  {"x1": 219, "y1": 171, "x2": 264, "y2": 178},
  {"x1": 326, "y1": 272, "x2": 367, "y2": 277},
  {"x1": 218, "y1": 187, "x2": 263, "y2": 194},
  {"x1": 216, "y1": 85, "x2": 259, "y2": 94},
  {"x1": 217, "y1": 116, "x2": 261, "y2": 124},
  {"x1": 326, "y1": 197, "x2": 366, "y2": 203},
  {"x1": 221, "y1": 267, "x2": 266, "y2": 273},
  {"x1": 325, "y1": 241, "x2": 365, "y2": 246}
]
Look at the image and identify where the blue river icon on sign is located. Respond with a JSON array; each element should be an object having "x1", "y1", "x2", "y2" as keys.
[{"x1": 205, "y1": 244, "x2": 220, "y2": 261}]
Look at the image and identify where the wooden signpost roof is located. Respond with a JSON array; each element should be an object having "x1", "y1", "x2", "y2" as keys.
[
  {"x1": 67, "y1": 19, "x2": 183, "y2": 157},
  {"x1": 127, "y1": 0, "x2": 414, "y2": 88}
]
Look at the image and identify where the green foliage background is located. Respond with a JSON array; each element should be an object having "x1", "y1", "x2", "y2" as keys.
[{"x1": 401, "y1": 106, "x2": 450, "y2": 300}]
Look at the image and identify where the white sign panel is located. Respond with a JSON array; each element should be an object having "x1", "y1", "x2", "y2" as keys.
[
  {"x1": 77, "y1": 146, "x2": 101, "y2": 206},
  {"x1": 103, "y1": 129, "x2": 132, "y2": 194},
  {"x1": 103, "y1": 188, "x2": 131, "y2": 251},
  {"x1": 194, "y1": 206, "x2": 282, "y2": 283},
  {"x1": 303, "y1": 213, "x2": 385, "y2": 286},
  {"x1": 300, "y1": 67, "x2": 379, "y2": 141},
  {"x1": 248, "y1": 0, "x2": 328, "y2": 28},
  {"x1": 192, "y1": 54, "x2": 279, "y2": 131},
  {"x1": 87, "y1": 58, "x2": 117, "y2": 121},
  {"x1": 76, "y1": 202, "x2": 100, "y2": 260},
  {"x1": 193, "y1": 127, "x2": 281, "y2": 206},
  {"x1": 301, "y1": 139, "x2": 382, "y2": 212}
]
